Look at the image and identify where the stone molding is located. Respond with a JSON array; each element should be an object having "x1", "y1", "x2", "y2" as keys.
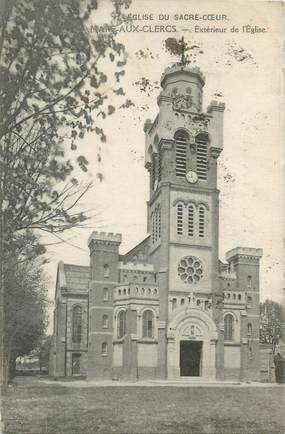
[
  {"x1": 160, "y1": 64, "x2": 205, "y2": 88},
  {"x1": 172, "y1": 198, "x2": 210, "y2": 209},
  {"x1": 167, "y1": 307, "x2": 218, "y2": 341}
]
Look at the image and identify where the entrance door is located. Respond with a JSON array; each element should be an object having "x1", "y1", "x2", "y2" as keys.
[
  {"x1": 72, "y1": 354, "x2": 81, "y2": 375},
  {"x1": 180, "y1": 341, "x2": 202, "y2": 376}
]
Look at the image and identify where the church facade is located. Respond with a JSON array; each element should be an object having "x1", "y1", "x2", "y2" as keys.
[{"x1": 50, "y1": 64, "x2": 263, "y2": 381}]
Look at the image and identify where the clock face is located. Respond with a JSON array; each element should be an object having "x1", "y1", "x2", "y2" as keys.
[{"x1": 186, "y1": 171, "x2": 198, "y2": 184}]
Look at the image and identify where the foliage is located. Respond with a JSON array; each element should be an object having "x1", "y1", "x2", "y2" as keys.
[
  {"x1": 4, "y1": 254, "x2": 49, "y2": 379},
  {"x1": 259, "y1": 299, "x2": 283, "y2": 344},
  {"x1": 0, "y1": 0, "x2": 132, "y2": 387},
  {"x1": 0, "y1": 0, "x2": 131, "y2": 252}
]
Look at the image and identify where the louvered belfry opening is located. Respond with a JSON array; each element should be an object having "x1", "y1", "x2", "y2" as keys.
[
  {"x1": 188, "y1": 205, "x2": 194, "y2": 237},
  {"x1": 151, "y1": 154, "x2": 156, "y2": 190},
  {"x1": 175, "y1": 131, "x2": 188, "y2": 177},
  {"x1": 176, "y1": 203, "x2": 183, "y2": 235},
  {"x1": 157, "y1": 147, "x2": 162, "y2": 182},
  {"x1": 196, "y1": 133, "x2": 208, "y2": 180},
  {"x1": 198, "y1": 206, "x2": 205, "y2": 238}
]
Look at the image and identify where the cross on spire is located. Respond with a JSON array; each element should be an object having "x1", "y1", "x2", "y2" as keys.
[{"x1": 179, "y1": 36, "x2": 187, "y2": 66}]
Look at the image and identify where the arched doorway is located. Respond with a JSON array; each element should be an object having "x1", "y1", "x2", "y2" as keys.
[{"x1": 167, "y1": 308, "x2": 218, "y2": 380}]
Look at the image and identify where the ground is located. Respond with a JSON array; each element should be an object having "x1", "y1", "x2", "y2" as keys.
[{"x1": 2, "y1": 376, "x2": 285, "y2": 434}]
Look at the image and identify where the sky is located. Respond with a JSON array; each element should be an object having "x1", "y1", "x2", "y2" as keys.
[{"x1": 43, "y1": 0, "x2": 284, "y2": 330}]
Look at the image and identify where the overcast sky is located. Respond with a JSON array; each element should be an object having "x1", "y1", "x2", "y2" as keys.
[{"x1": 43, "y1": 1, "x2": 284, "y2": 328}]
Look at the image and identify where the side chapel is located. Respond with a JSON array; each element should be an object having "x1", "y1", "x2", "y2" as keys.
[{"x1": 50, "y1": 62, "x2": 262, "y2": 381}]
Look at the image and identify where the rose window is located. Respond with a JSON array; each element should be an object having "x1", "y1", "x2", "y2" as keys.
[{"x1": 178, "y1": 256, "x2": 203, "y2": 284}]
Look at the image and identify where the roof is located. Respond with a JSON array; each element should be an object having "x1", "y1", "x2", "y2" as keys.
[
  {"x1": 121, "y1": 236, "x2": 150, "y2": 264},
  {"x1": 58, "y1": 262, "x2": 90, "y2": 292}
]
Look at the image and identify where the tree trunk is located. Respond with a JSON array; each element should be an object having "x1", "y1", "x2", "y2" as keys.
[
  {"x1": 3, "y1": 351, "x2": 9, "y2": 390},
  {"x1": 8, "y1": 352, "x2": 16, "y2": 382},
  {"x1": 39, "y1": 352, "x2": 42, "y2": 374}
]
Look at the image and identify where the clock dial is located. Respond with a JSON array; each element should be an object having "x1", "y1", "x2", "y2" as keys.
[{"x1": 186, "y1": 171, "x2": 198, "y2": 184}]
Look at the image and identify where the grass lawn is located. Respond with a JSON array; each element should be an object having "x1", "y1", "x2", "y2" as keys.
[{"x1": 2, "y1": 376, "x2": 285, "y2": 434}]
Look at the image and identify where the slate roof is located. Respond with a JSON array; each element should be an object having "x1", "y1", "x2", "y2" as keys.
[{"x1": 63, "y1": 264, "x2": 90, "y2": 291}]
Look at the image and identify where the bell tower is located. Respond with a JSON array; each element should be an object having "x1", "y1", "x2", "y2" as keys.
[{"x1": 144, "y1": 63, "x2": 226, "y2": 379}]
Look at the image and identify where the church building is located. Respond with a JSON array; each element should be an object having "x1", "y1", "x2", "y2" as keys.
[{"x1": 50, "y1": 63, "x2": 263, "y2": 381}]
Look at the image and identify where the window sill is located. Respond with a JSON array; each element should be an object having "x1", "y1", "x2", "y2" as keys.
[
  {"x1": 113, "y1": 338, "x2": 125, "y2": 344},
  {"x1": 224, "y1": 341, "x2": 240, "y2": 346},
  {"x1": 137, "y1": 338, "x2": 158, "y2": 344}
]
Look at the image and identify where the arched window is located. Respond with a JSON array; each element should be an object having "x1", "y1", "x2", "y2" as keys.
[
  {"x1": 154, "y1": 207, "x2": 158, "y2": 242},
  {"x1": 102, "y1": 314, "x2": 108, "y2": 329},
  {"x1": 117, "y1": 310, "x2": 126, "y2": 338},
  {"x1": 247, "y1": 296, "x2": 253, "y2": 307},
  {"x1": 175, "y1": 131, "x2": 188, "y2": 177},
  {"x1": 224, "y1": 314, "x2": 234, "y2": 341},
  {"x1": 198, "y1": 206, "x2": 205, "y2": 238},
  {"x1": 172, "y1": 298, "x2": 177, "y2": 310},
  {"x1": 142, "y1": 310, "x2": 154, "y2": 338},
  {"x1": 152, "y1": 206, "x2": 161, "y2": 243},
  {"x1": 151, "y1": 154, "x2": 156, "y2": 190},
  {"x1": 181, "y1": 298, "x2": 185, "y2": 306},
  {"x1": 102, "y1": 342, "x2": 108, "y2": 355},
  {"x1": 151, "y1": 211, "x2": 155, "y2": 243},
  {"x1": 158, "y1": 146, "x2": 162, "y2": 181},
  {"x1": 103, "y1": 264, "x2": 110, "y2": 278},
  {"x1": 247, "y1": 276, "x2": 252, "y2": 288},
  {"x1": 157, "y1": 205, "x2": 161, "y2": 239},
  {"x1": 248, "y1": 323, "x2": 253, "y2": 336},
  {"x1": 177, "y1": 203, "x2": 183, "y2": 235},
  {"x1": 188, "y1": 204, "x2": 194, "y2": 237},
  {"x1": 196, "y1": 133, "x2": 208, "y2": 180},
  {"x1": 103, "y1": 288, "x2": 109, "y2": 301},
  {"x1": 72, "y1": 305, "x2": 82, "y2": 343}
]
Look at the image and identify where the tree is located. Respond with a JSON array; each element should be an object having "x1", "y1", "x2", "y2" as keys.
[
  {"x1": 0, "y1": 0, "x2": 131, "y2": 388},
  {"x1": 4, "y1": 255, "x2": 49, "y2": 381},
  {"x1": 0, "y1": 0, "x2": 131, "y2": 243},
  {"x1": 260, "y1": 299, "x2": 283, "y2": 345}
]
